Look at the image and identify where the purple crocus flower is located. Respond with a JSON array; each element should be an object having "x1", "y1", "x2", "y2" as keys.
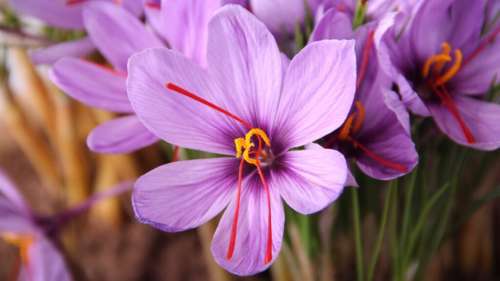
[
  {"x1": 50, "y1": 0, "x2": 223, "y2": 154},
  {"x1": 128, "y1": 6, "x2": 355, "y2": 275},
  {"x1": 9, "y1": 0, "x2": 144, "y2": 65},
  {"x1": 0, "y1": 172, "x2": 72, "y2": 281},
  {"x1": 50, "y1": 2, "x2": 162, "y2": 153},
  {"x1": 311, "y1": 8, "x2": 418, "y2": 181},
  {"x1": 379, "y1": 0, "x2": 500, "y2": 150}
]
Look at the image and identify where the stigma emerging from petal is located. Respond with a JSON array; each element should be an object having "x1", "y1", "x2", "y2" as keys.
[{"x1": 421, "y1": 42, "x2": 475, "y2": 144}]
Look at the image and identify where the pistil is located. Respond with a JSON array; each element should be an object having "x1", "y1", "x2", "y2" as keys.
[{"x1": 421, "y1": 43, "x2": 475, "y2": 144}]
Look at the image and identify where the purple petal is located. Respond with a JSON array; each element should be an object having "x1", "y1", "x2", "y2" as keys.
[
  {"x1": 448, "y1": 0, "x2": 486, "y2": 54},
  {"x1": 250, "y1": 0, "x2": 305, "y2": 34},
  {"x1": 23, "y1": 237, "x2": 73, "y2": 281},
  {"x1": 451, "y1": 33, "x2": 500, "y2": 95},
  {"x1": 410, "y1": 0, "x2": 454, "y2": 62},
  {"x1": 83, "y1": 1, "x2": 163, "y2": 72},
  {"x1": 0, "y1": 170, "x2": 28, "y2": 211},
  {"x1": 50, "y1": 58, "x2": 131, "y2": 113},
  {"x1": 428, "y1": 96, "x2": 500, "y2": 151},
  {"x1": 9, "y1": 0, "x2": 84, "y2": 29},
  {"x1": 87, "y1": 115, "x2": 158, "y2": 154},
  {"x1": 273, "y1": 40, "x2": 356, "y2": 149},
  {"x1": 160, "y1": 0, "x2": 221, "y2": 65},
  {"x1": 384, "y1": 90, "x2": 411, "y2": 134},
  {"x1": 0, "y1": 171, "x2": 33, "y2": 234},
  {"x1": 355, "y1": 114, "x2": 418, "y2": 180},
  {"x1": 132, "y1": 158, "x2": 237, "y2": 232},
  {"x1": 30, "y1": 37, "x2": 95, "y2": 65},
  {"x1": 211, "y1": 174, "x2": 284, "y2": 276},
  {"x1": 127, "y1": 48, "x2": 242, "y2": 155},
  {"x1": 207, "y1": 6, "x2": 283, "y2": 130},
  {"x1": 275, "y1": 148, "x2": 347, "y2": 214},
  {"x1": 310, "y1": 9, "x2": 354, "y2": 42}
]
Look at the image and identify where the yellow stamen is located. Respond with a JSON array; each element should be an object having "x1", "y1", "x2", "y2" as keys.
[
  {"x1": 435, "y1": 49, "x2": 462, "y2": 85},
  {"x1": 234, "y1": 128, "x2": 271, "y2": 166},
  {"x1": 422, "y1": 54, "x2": 451, "y2": 78},
  {"x1": 244, "y1": 128, "x2": 271, "y2": 148},
  {"x1": 351, "y1": 101, "x2": 366, "y2": 134},
  {"x1": 234, "y1": 138, "x2": 245, "y2": 158},
  {"x1": 434, "y1": 42, "x2": 452, "y2": 72},
  {"x1": 2, "y1": 233, "x2": 33, "y2": 265},
  {"x1": 338, "y1": 115, "x2": 355, "y2": 141}
]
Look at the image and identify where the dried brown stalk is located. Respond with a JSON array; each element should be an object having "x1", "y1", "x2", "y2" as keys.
[
  {"x1": 8, "y1": 48, "x2": 58, "y2": 144},
  {"x1": 0, "y1": 79, "x2": 60, "y2": 195},
  {"x1": 53, "y1": 90, "x2": 90, "y2": 205},
  {"x1": 198, "y1": 220, "x2": 232, "y2": 281}
]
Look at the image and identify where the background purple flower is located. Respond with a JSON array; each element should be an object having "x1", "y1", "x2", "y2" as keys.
[
  {"x1": 379, "y1": 0, "x2": 500, "y2": 150},
  {"x1": 50, "y1": 2, "x2": 161, "y2": 153},
  {"x1": 0, "y1": 171, "x2": 72, "y2": 281},
  {"x1": 127, "y1": 6, "x2": 356, "y2": 275},
  {"x1": 312, "y1": 8, "x2": 418, "y2": 180},
  {"x1": 8, "y1": 0, "x2": 144, "y2": 64}
]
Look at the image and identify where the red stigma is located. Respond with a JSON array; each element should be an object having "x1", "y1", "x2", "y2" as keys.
[
  {"x1": 166, "y1": 83, "x2": 252, "y2": 129},
  {"x1": 145, "y1": 2, "x2": 161, "y2": 10},
  {"x1": 433, "y1": 86, "x2": 475, "y2": 144},
  {"x1": 171, "y1": 146, "x2": 180, "y2": 162},
  {"x1": 463, "y1": 26, "x2": 500, "y2": 67},
  {"x1": 83, "y1": 59, "x2": 127, "y2": 78},
  {"x1": 256, "y1": 163, "x2": 273, "y2": 264},
  {"x1": 66, "y1": 0, "x2": 86, "y2": 5},
  {"x1": 356, "y1": 30, "x2": 375, "y2": 89},
  {"x1": 349, "y1": 137, "x2": 408, "y2": 173},
  {"x1": 226, "y1": 158, "x2": 245, "y2": 260}
]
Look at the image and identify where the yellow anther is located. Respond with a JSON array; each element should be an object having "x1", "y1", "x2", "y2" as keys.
[
  {"x1": 351, "y1": 101, "x2": 366, "y2": 134},
  {"x1": 338, "y1": 115, "x2": 355, "y2": 141},
  {"x1": 435, "y1": 49, "x2": 462, "y2": 85},
  {"x1": 244, "y1": 128, "x2": 271, "y2": 148},
  {"x1": 434, "y1": 42, "x2": 452, "y2": 72},
  {"x1": 2, "y1": 232, "x2": 33, "y2": 265},
  {"x1": 422, "y1": 54, "x2": 451, "y2": 78},
  {"x1": 242, "y1": 143, "x2": 257, "y2": 165},
  {"x1": 234, "y1": 138, "x2": 245, "y2": 158},
  {"x1": 234, "y1": 128, "x2": 271, "y2": 166}
]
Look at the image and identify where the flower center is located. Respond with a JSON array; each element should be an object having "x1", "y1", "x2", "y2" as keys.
[
  {"x1": 338, "y1": 101, "x2": 366, "y2": 141},
  {"x1": 421, "y1": 42, "x2": 475, "y2": 144},
  {"x1": 234, "y1": 128, "x2": 272, "y2": 166},
  {"x1": 165, "y1": 83, "x2": 274, "y2": 265}
]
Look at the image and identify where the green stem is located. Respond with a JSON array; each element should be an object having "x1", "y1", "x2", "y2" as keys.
[
  {"x1": 351, "y1": 188, "x2": 365, "y2": 281},
  {"x1": 367, "y1": 182, "x2": 395, "y2": 281},
  {"x1": 402, "y1": 182, "x2": 450, "y2": 267},
  {"x1": 400, "y1": 171, "x2": 417, "y2": 244}
]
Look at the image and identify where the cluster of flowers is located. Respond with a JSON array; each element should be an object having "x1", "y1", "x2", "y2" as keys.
[{"x1": 2, "y1": 0, "x2": 499, "y2": 278}]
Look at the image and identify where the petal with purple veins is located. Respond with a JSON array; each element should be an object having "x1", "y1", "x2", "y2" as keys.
[
  {"x1": 211, "y1": 173, "x2": 284, "y2": 276},
  {"x1": 132, "y1": 158, "x2": 237, "y2": 232},
  {"x1": 275, "y1": 148, "x2": 347, "y2": 214},
  {"x1": 87, "y1": 115, "x2": 158, "y2": 154},
  {"x1": 51, "y1": 57, "x2": 131, "y2": 113}
]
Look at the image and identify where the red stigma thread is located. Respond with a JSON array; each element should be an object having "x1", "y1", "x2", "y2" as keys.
[
  {"x1": 171, "y1": 146, "x2": 180, "y2": 162},
  {"x1": 255, "y1": 160, "x2": 273, "y2": 264},
  {"x1": 227, "y1": 158, "x2": 245, "y2": 260},
  {"x1": 66, "y1": 0, "x2": 86, "y2": 5},
  {"x1": 145, "y1": 2, "x2": 161, "y2": 10},
  {"x1": 349, "y1": 137, "x2": 408, "y2": 173},
  {"x1": 356, "y1": 30, "x2": 375, "y2": 89},
  {"x1": 166, "y1": 83, "x2": 252, "y2": 129},
  {"x1": 83, "y1": 59, "x2": 127, "y2": 78},
  {"x1": 433, "y1": 86, "x2": 475, "y2": 144},
  {"x1": 463, "y1": 26, "x2": 500, "y2": 67}
]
